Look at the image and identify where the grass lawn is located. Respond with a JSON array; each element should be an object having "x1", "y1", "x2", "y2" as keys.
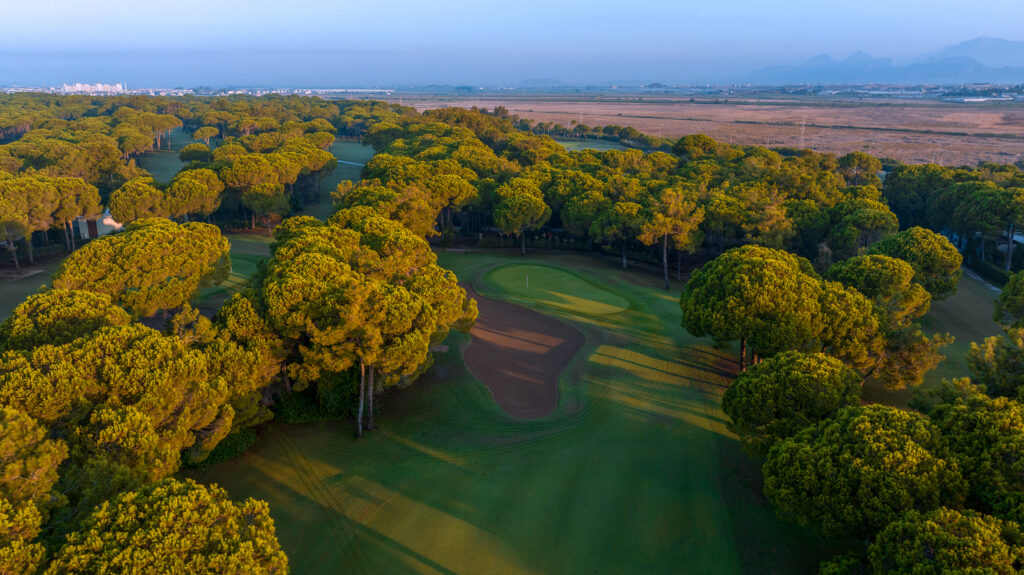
[
  {"x1": 191, "y1": 251, "x2": 837, "y2": 574},
  {"x1": 136, "y1": 127, "x2": 192, "y2": 183},
  {"x1": 0, "y1": 257, "x2": 64, "y2": 319}
]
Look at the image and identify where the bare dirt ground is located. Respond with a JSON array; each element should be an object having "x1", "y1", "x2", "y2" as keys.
[
  {"x1": 389, "y1": 94, "x2": 1024, "y2": 166},
  {"x1": 462, "y1": 285, "x2": 584, "y2": 419}
]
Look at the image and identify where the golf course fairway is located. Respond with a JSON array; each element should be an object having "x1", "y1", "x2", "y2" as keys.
[{"x1": 193, "y1": 251, "x2": 834, "y2": 574}]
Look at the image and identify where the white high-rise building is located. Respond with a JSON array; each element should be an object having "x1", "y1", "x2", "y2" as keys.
[{"x1": 61, "y1": 83, "x2": 125, "y2": 94}]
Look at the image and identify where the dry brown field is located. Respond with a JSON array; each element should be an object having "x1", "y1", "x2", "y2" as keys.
[{"x1": 386, "y1": 94, "x2": 1024, "y2": 166}]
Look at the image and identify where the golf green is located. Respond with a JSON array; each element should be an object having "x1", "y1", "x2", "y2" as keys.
[{"x1": 192, "y1": 252, "x2": 835, "y2": 574}]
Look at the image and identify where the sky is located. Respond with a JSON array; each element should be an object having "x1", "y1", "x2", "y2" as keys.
[{"x1": 1, "y1": 0, "x2": 1023, "y2": 87}]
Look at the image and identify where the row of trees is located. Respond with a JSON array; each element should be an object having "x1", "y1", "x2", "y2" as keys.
[
  {"x1": 0, "y1": 173, "x2": 101, "y2": 267},
  {"x1": 884, "y1": 162, "x2": 1024, "y2": 280}
]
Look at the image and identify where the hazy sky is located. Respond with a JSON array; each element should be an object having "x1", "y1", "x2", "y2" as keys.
[{"x1": 1, "y1": 0, "x2": 1022, "y2": 86}]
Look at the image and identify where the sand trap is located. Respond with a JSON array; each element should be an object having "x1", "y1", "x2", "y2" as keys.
[{"x1": 462, "y1": 285, "x2": 584, "y2": 419}]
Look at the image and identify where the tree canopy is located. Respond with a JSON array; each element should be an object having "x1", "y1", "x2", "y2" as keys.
[
  {"x1": 721, "y1": 351, "x2": 861, "y2": 454},
  {"x1": 52, "y1": 218, "x2": 230, "y2": 316},
  {"x1": 763, "y1": 405, "x2": 966, "y2": 537},
  {"x1": 45, "y1": 478, "x2": 288, "y2": 574}
]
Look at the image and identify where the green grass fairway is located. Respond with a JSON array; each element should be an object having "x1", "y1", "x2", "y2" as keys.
[
  {"x1": 195, "y1": 234, "x2": 273, "y2": 313},
  {"x1": 136, "y1": 127, "x2": 192, "y2": 183},
  {"x1": 192, "y1": 252, "x2": 835, "y2": 574}
]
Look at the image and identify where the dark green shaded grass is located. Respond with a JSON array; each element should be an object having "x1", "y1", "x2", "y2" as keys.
[
  {"x1": 192, "y1": 251, "x2": 835, "y2": 574},
  {"x1": 0, "y1": 258, "x2": 63, "y2": 320}
]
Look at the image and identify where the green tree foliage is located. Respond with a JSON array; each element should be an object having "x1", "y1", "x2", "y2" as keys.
[
  {"x1": 0, "y1": 408, "x2": 67, "y2": 513},
  {"x1": 46, "y1": 478, "x2": 288, "y2": 574},
  {"x1": 966, "y1": 328, "x2": 1024, "y2": 399},
  {"x1": 995, "y1": 271, "x2": 1024, "y2": 326},
  {"x1": 0, "y1": 497, "x2": 45, "y2": 575},
  {"x1": 179, "y1": 142, "x2": 213, "y2": 163},
  {"x1": 680, "y1": 245, "x2": 824, "y2": 366},
  {"x1": 165, "y1": 168, "x2": 224, "y2": 219},
  {"x1": 837, "y1": 152, "x2": 882, "y2": 187},
  {"x1": 871, "y1": 327, "x2": 952, "y2": 390},
  {"x1": 823, "y1": 196, "x2": 898, "y2": 259},
  {"x1": 192, "y1": 126, "x2": 220, "y2": 145},
  {"x1": 867, "y1": 507, "x2": 1024, "y2": 574},
  {"x1": 763, "y1": 405, "x2": 966, "y2": 537},
  {"x1": 50, "y1": 177, "x2": 101, "y2": 251},
  {"x1": 828, "y1": 254, "x2": 930, "y2": 331},
  {"x1": 638, "y1": 186, "x2": 705, "y2": 289},
  {"x1": 931, "y1": 395, "x2": 1024, "y2": 522},
  {"x1": 493, "y1": 178, "x2": 550, "y2": 256},
  {"x1": 869, "y1": 227, "x2": 962, "y2": 300},
  {"x1": 52, "y1": 218, "x2": 230, "y2": 317},
  {"x1": 0, "y1": 321, "x2": 269, "y2": 514},
  {"x1": 721, "y1": 351, "x2": 861, "y2": 454},
  {"x1": 264, "y1": 212, "x2": 476, "y2": 435},
  {"x1": 0, "y1": 289, "x2": 131, "y2": 351},
  {"x1": 562, "y1": 189, "x2": 608, "y2": 249},
  {"x1": 107, "y1": 178, "x2": 166, "y2": 222},
  {"x1": 882, "y1": 163, "x2": 955, "y2": 229},
  {"x1": 221, "y1": 154, "x2": 285, "y2": 228},
  {"x1": 590, "y1": 201, "x2": 644, "y2": 268}
]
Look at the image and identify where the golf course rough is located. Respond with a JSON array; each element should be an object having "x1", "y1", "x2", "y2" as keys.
[{"x1": 193, "y1": 252, "x2": 834, "y2": 574}]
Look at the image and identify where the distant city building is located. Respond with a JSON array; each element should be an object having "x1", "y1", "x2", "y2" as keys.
[{"x1": 61, "y1": 82, "x2": 125, "y2": 94}]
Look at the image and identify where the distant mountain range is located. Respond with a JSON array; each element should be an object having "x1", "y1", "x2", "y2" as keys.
[{"x1": 743, "y1": 37, "x2": 1024, "y2": 85}]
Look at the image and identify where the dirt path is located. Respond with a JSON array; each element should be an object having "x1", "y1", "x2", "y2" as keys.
[{"x1": 462, "y1": 285, "x2": 584, "y2": 419}]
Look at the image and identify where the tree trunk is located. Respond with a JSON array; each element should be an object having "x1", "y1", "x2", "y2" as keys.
[
  {"x1": 621, "y1": 242, "x2": 627, "y2": 269},
  {"x1": 25, "y1": 233, "x2": 34, "y2": 265},
  {"x1": 69, "y1": 220, "x2": 77, "y2": 250},
  {"x1": 357, "y1": 361, "x2": 365, "y2": 438},
  {"x1": 676, "y1": 250, "x2": 682, "y2": 280},
  {"x1": 368, "y1": 366, "x2": 375, "y2": 431},
  {"x1": 662, "y1": 234, "x2": 670, "y2": 290},
  {"x1": 1008, "y1": 223, "x2": 1016, "y2": 273},
  {"x1": 981, "y1": 236, "x2": 986, "y2": 263},
  {"x1": 521, "y1": 232, "x2": 526, "y2": 256},
  {"x1": 251, "y1": 210, "x2": 256, "y2": 230},
  {"x1": 62, "y1": 221, "x2": 71, "y2": 252},
  {"x1": 740, "y1": 338, "x2": 746, "y2": 371},
  {"x1": 6, "y1": 240, "x2": 18, "y2": 269}
]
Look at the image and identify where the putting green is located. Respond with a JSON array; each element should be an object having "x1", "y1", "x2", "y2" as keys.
[
  {"x1": 485, "y1": 263, "x2": 629, "y2": 317},
  {"x1": 191, "y1": 252, "x2": 835, "y2": 574}
]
